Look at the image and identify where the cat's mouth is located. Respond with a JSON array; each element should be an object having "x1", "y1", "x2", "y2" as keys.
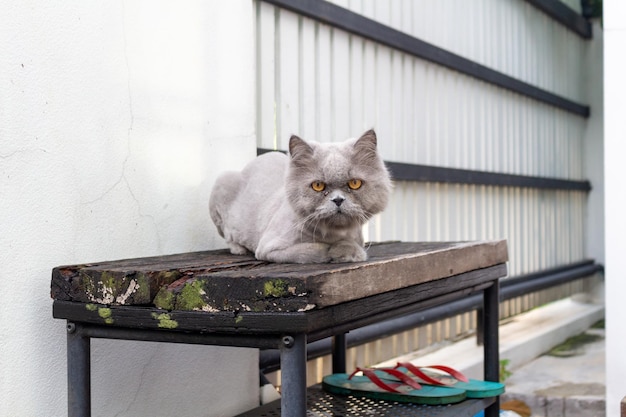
[
  {"x1": 325, "y1": 208, "x2": 359, "y2": 227},
  {"x1": 332, "y1": 206, "x2": 351, "y2": 218}
]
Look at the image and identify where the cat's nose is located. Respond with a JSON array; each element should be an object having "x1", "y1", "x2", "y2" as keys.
[{"x1": 331, "y1": 196, "x2": 345, "y2": 207}]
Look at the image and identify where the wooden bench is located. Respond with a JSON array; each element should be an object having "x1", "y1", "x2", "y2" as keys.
[{"x1": 51, "y1": 240, "x2": 508, "y2": 417}]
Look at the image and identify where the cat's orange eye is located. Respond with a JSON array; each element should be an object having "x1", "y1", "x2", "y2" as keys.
[
  {"x1": 311, "y1": 181, "x2": 326, "y2": 192},
  {"x1": 347, "y1": 179, "x2": 362, "y2": 190}
]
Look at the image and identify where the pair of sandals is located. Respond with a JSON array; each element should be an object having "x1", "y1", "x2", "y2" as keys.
[{"x1": 322, "y1": 362, "x2": 505, "y2": 405}]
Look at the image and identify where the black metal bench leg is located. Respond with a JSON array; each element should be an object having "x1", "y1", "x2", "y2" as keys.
[
  {"x1": 67, "y1": 322, "x2": 91, "y2": 417},
  {"x1": 280, "y1": 334, "x2": 307, "y2": 417},
  {"x1": 483, "y1": 282, "x2": 500, "y2": 417},
  {"x1": 332, "y1": 333, "x2": 347, "y2": 374}
]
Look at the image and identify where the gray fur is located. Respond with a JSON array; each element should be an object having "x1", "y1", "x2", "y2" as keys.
[{"x1": 209, "y1": 130, "x2": 392, "y2": 263}]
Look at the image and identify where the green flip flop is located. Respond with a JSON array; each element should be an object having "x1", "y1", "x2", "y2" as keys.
[
  {"x1": 322, "y1": 367, "x2": 466, "y2": 405},
  {"x1": 391, "y1": 363, "x2": 505, "y2": 398}
]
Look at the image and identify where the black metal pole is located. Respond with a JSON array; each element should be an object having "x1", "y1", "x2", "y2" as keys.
[
  {"x1": 476, "y1": 307, "x2": 485, "y2": 346},
  {"x1": 279, "y1": 334, "x2": 307, "y2": 417},
  {"x1": 67, "y1": 322, "x2": 91, "y2": 417},
  {"x1": 331, "y1": 333, "x2": 347, "y2": 374},
  {"x1": 483, "y1": 282, "x2": 500, "y2": 417}
]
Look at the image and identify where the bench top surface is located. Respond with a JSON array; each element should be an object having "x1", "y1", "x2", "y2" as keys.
[{"x1": 52, "y1": 240, "x2": 507, "y2": 313}]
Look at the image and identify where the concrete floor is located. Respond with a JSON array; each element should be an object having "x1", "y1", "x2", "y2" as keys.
[{"x1": 501, "y1": 326, "x2": 605, "y2": 417}]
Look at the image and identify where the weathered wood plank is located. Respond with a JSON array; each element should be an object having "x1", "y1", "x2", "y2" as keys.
[
  {"x1": 51, "y1": 241, "x2": 508, "y2": 312},
  {"x1": 52, "y1": 263, "x2": 506, "y2": 336},
  {"x1": 51, "y1": 250, "x2": 266, "y2": 305}
]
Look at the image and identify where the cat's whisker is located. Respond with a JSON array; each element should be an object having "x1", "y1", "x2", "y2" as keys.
[
  {"x1": 311, "y1": 216, "x2": 323, "y2": 241},
  {"x1": 293, "y1": 212, "x2": 320, "y2": 243}
]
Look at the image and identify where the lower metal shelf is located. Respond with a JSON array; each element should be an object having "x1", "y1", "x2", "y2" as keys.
[{"x1": 236, "y1": 385, "x2": 496, "y2": 417}]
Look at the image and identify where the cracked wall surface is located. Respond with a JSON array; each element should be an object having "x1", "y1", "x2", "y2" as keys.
[{"x1": 0, "y1": 1, "x2": 259, "y2": 416}]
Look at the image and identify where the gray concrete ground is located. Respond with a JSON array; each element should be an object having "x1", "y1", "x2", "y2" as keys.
[{"x1": 501, "y1": 326, "x2": 605, "y2": 417}]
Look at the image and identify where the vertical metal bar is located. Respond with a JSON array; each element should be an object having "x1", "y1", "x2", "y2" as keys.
[
  {"x1": 279, "y1": 334, "x2": 307, "y2": 417},
  {"x1": 67, "y1": 322, "x2": 91, "y2": 417},
  {"x1": 331, "y1": 333, "x2": 347, "y2": 374},
  {"x1": 483, "y1": 282, "x2": 500, "y2": 417},
  {"x1": 476, "y1": 307, "x2": 484, "y2": 346}
]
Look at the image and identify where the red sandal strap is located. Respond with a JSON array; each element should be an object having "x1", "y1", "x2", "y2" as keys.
[
  {"x1": 425, "y1": 365, "x2": 469, "y2": 383},
  {"x1": 396, "y1": 362, "x2": 469, "y2": 384},
  {"x1": 396, "y1": 362, "x2": 447, "y2": 385},
  {"x1": 348, "y1": 367, "x2": 422, "y2": 393},
  {"x1": 376, "y1": 368, "x2": 423, "y2": 390},
  {"x1": 349, "y1": 368, "x2": 400, "y2": 393}
]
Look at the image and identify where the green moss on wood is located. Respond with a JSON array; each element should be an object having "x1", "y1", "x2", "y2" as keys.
[
  {"x1": 263, "y1": 279, "x2": 289, "y2": 297},
  {"x1": 81, "y1": 272, "x2": 96, "y2": 296},
  {"x1": 158, "y1": 271, "x2": 181, "y2": 285},
  {"x1": 153, "y1": 288, "x2": 176, "y2": 310},
  {"x1": 100, "y1": 272, "x2": 118, "y2": 292},
  {"x1": 175, "y1": 279, "x2": 208, "y2": 311},
  {"x1": 97, "y1": 307, "x2": 114, "y2": 325},
  {"x1": 139, "y1": 270, "x2": 181, "y2": 304},
  {"x1": 133, "y1": 275, "x2": 151, "y2": 303},
  {"x1": 151, "y1": 312, "x2": 178, "y2": 329}
]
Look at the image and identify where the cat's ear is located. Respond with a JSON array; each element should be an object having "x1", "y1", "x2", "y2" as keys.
[
  {"x1": 289, "y1": 135, "x2": 314, "y2": 163},
  {"x1": 354, "y1": 129, "x2": 378, "y2": 160}
]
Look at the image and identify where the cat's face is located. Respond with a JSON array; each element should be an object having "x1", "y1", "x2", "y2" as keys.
[{"x1": 285, "y1": 130, "x2": 392, "y2": 232}]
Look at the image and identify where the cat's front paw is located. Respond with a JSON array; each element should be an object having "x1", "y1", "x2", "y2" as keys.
[
  {"x1": 328, "y1": 241, "x2": 367, "y2": 263},
  {"x1": 228, "y1": 241, "x2": 250, "y2": 255},
  {"x1": 257, "y1": 242, "x2": 331, "y2": 263}
]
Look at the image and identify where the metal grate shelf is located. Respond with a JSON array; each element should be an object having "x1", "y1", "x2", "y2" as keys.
[{"x1": 237, "y1": 385, "x2": 495, "y2": 417}]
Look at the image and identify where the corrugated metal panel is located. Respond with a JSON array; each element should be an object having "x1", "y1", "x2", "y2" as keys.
[
  {"x1": 255, "y1": 2, "x2": 588, "y2": 275},
  {"x1": 255, "y1": 0, "x2": 592, "y2": 385},
  {"x1": 327, "y1": 0, "x2": 586, "y2": 103},
  {"x1": 365, "y1": 188, "x2": 586, "y2": 276},
  {"x1": 256, "y1": 3, "x2": 586, "y2": 177}
]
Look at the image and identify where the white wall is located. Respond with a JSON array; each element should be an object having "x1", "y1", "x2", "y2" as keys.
[
  {"x1": 604, "y1": 1, "x2": 626, "y2": 415},
  {"x1": 0, "y1": 1, "x2": 259, "y2": 416}
]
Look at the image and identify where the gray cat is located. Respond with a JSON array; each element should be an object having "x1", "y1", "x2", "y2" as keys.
[{"x1": 209, "y1": 130, "x2": 392, "y2": 263}]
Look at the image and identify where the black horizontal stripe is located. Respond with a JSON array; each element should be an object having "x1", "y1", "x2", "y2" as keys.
[
  {"x1": 524, "y1": 0, "x2": 592, "y2": 39},
  {"x1": 257, "y1": 148, "x2": 592, "y2": 191},
  {"x1": 260, "y1": 260, "x2": 603, "y2": 372},
  {"x1": 386, "y1": 160, "x2": 591, "y2": 191},
  {"x1": 260, "y1": 0, "x2": 590, "y2": 117}
]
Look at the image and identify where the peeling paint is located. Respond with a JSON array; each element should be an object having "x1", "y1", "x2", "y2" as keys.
[
  {"x1": 83, "y1": 271, "x2": 116, "y2": 305},
  {"x1": 115, "y1": 279, "x2": 139, "y2": 304}
]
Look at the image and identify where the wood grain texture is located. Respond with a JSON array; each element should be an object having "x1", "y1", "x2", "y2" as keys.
[
  {"x1": 53, "y1": 264, "x2": 507, "y2": 336},
  {"x1": 51, "y1": 241, "x2": 508, "y2": 312}
]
